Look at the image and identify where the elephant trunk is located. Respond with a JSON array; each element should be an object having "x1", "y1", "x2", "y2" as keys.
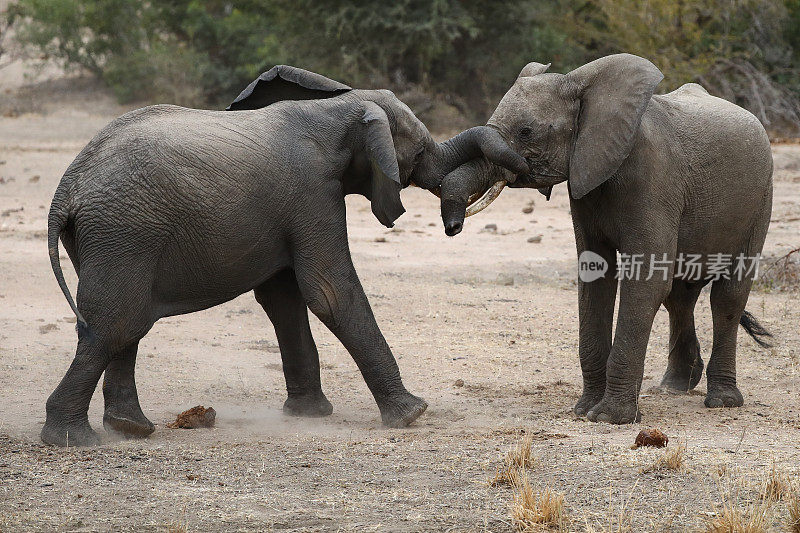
[
  {"x1": 440, "y1": 159, "x2": 501, "y2": 236},
  {"x1": 413, "y1": 126, "x2": 527, "y2": 190}
]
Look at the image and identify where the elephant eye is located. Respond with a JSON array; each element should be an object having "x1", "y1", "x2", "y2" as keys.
[{"x1": 519, "y1": 126, "x2": 533, "y2": 139}]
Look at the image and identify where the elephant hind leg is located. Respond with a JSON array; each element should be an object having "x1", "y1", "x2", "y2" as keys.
[
  {"x1": 661, "y1": 279, "x2": 707, "y2": 391},
  {"x1": 254, "y1": 269, "x2": 333, "y2": 417},
  {"x1": 102, "y1": 342, "x2": 155, "y2": 438},
  {"x1": 42, "y1": 268, "x2": 155, "y2": 447},
  {"x1": 705, "y1": 277, "x2": 753, "y2": 408}
]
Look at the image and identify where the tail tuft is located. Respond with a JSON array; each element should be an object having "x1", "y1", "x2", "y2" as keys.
[{"x1": 739, "y1": 310, "x2": 772, "y2": 348}]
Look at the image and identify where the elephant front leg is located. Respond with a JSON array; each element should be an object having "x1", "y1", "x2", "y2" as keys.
[
  {"x1": 587, "y1": 276, "x2": 671, "y2": 424},
  {"x1": 574, "y1": 249, "x2": 618, "y2": 416},
  {"x1": 294, "y1": 250, "x2": 427, "y2": 428},
  {"x1": 254, "y1": 269, "x2": 333, "y2": 417},
  {"x1": 102, "y1": 343, "x2": 155, "y2": 438}
]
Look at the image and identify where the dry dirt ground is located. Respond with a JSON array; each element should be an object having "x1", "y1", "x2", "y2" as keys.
[{"x1": 1, "y1": 72, "x2": 799, "y2": 532}]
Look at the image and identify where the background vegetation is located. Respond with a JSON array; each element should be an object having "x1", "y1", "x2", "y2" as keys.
[{"x1": 4, "y1": 0, "x2": 800, "y2": 135}]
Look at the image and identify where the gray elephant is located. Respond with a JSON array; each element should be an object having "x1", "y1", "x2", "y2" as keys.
[
  {"x1": 42, "y1": 65, "x2": 528, "y2": 446},
  {"x1": 439, "y1": 54, "x2": 773, "y2": 423}
]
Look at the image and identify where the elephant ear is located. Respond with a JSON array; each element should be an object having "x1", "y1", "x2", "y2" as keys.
[
  {"x1": 361, "y1": 102, "x2": 404, "y2": 228},
  {"x1": 565, "y1": 54, "x2": 663, "y2": 199},
  {"x1": 226, "y1": 65, "x2": 351, "y2": 110},
  {"x1": 518, "y1": 61, "x2": 550, "y2": 78}
]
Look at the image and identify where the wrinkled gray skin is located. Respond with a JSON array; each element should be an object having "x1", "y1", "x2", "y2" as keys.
[
  {"x1": 42, "y1": 66, "x2": 528, "y2": 446},
  {"x1": 440, "y1": 54, "x2": 774, "y2": 423}
]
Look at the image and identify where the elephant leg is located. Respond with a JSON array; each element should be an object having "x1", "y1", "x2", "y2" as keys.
[
  {"x1": 587, "y1": 276, "x2": 672, "y2": 424},
  {"x1": 102, "y1": 342, "x2": 155, "y2": 438},
  {"x1": 42, "y1": 267, "x2": 153, "y2": 447},
  {"x1": 293, "y1": 233, "x2": 426, "y2": 428},
  {"x1": 704, "y1": 277, "x2": 751, "y2": 408},
  {"x1": 41, "y1": 334, "x2": 109, "y2": 446},
  {"x1": 660, "y1": 279, "x2": 706, "y2": 391},
  {"x1": 574, "y1": 245, "x2": 618, "y2": 416},
  {"x1": 254, "y1": 269, "x2": 333, "y2": 417}
]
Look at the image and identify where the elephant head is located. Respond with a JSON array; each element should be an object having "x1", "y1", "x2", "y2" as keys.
[
  {"x1": 439, "y1": 54, "x2": 663, "y2": 235},
  {"x1": 227, "y1": 65, "x2": 529, "y2": 228}
]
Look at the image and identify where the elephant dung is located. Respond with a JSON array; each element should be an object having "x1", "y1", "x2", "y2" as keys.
[
  {"x1": 167, "y1": 406, "x2": 216, "y2": 429},
  {"x1": 633, "y1": 428, "x2": 668, "y2": 448}
]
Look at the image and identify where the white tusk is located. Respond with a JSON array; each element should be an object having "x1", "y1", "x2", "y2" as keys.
[{"x1": 465, "y1": 180, "x2": 507, "y2": 217}]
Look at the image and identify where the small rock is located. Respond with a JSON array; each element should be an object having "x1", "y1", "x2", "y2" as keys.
[
  {"x1": 29, "y1": 175, "x2": 40, "y2": 183},
  {"x1": 374, "y1": 237, "x2": 387, "y2": 243},
  {"x1": 167, "y1": 406, "x2": 216, "y2": 429},
  {"x1": 454, "y1": 379, "x2": 465, "y2": 388},
  {"x1": 527, "y1": 235, "x2": 543, "y2": 243},
  {"x1": 522, "y1": 206, "x2": 534, "y2": 214},
  {"x1": 633, "y1": 428, "x2": 668, "y2": 448}
]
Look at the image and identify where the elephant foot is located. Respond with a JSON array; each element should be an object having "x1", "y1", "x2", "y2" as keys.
[
  {"x1": 378, "y1": 391, "x2": 428, "y2": 428},
  {"x1": 41, "y1": 417, "x2": 101, "y2": 447},
  {"x1": 103, "y1": 408, "x2": 155, "y2": 438},
  {"x1": 283, "y1": 393, "x2": 334, "y2": 417},
  {"x1": 586, "y1": 396, "x2": 641, "y2": 424},
  {"x1": 705, "y1": 385, "x2": 743, "y2": 408},
  {"x1": 574, "y1": 386, "x2": 605, "y2": 417},
  {"x1": 660, "y1": 357, "x2": 704, "y2": 392}
]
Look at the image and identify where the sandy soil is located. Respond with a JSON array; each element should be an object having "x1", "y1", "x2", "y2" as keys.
[{"x1": 1, "y1": 74, "x2": 799, "y2": 532}]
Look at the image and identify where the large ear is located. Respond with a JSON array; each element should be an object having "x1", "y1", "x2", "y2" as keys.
[
  {"x1": 518, "y1": 61, "x2": 550, "y2": 78},
  {"x1": 226, "y1": 65, "x2": 351, "y2": 110},
  {"x1": 566, "y1": 54, "x2": 663, "y2": 199},
  {"x1": 361, "y1": 102, "x2": 405, "y2": 228}
]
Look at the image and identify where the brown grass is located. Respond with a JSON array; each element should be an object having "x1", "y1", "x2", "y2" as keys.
[
  {"x1": 641, "y1": 441, "x2": 686, "y2": 473},
  {"x1": 788, "y1": 489, "x2": 800, "y2": 532},
  {"x1": 511, "y1": 471, "x2": 568, "y2": 532},
  {"x1": 488, "y1": 436, "x2": 534, "y2": 486},
  {"x1": 759, "y1": 464, "x2": 791, "y2": 501},
  {"x1": 704, "y1": 500, "x2": 772, "y2": 533},
  {"x1": 705, "y1": 472, "x2": 778, "y2": 533}
]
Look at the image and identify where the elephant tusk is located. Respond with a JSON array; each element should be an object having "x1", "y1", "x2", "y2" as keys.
[{"x1": 465, "y1": 180, "x2": 507, "y2": 217}]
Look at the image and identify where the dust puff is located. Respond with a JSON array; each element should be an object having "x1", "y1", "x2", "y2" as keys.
[{"x1": 167, "y1": 406, "x2": 216, "y2": 429}]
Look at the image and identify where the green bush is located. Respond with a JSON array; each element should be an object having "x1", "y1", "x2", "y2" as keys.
[{"x1": 5, "y1": 0, "x2": 800, "y2": 133}]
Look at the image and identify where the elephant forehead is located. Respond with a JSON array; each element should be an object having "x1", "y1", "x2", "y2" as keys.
[{"x1": 491, "y1": 76, "x2": 572, "y2": 126}]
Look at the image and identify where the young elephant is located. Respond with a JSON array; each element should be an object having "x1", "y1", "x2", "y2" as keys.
[
  {"x1": 43, "y1": 66, "x2": 528, "y2": 446},
  {"x1": 440, "y1": 54, "x2": 773, "y2": 423}
]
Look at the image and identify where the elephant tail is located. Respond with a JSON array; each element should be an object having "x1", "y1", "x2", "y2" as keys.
[
  {"x1": 739, "y1": 310, "x2": 772, "y2": 348},
  {"x1": 48, "y1": 184, "x2": 90, "y2": 337}
]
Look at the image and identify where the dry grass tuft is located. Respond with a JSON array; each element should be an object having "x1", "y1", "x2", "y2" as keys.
[
  {"x1": 508, "y1": 435, "x2": 535, "y2": 469},
  {"x1": 760, "y1": 464, "x2": 791, "y2": 501},
  {"x1": 511, "y1": 471, "x2": 568, "y2": 532},
  {"x1": 704, "y1": 500, "x2": 772, "y2": 533},
  {"x1": 488, "y1": 436, "x2": 535, "y2": 486},
  {"x1": 788, "y1": 490, "x2": 800, "y2": 532},
  {"x1": 641, "y1": 441, "x2": 686, "y2": 473},
  {"x1": 705, "y1": 473, "x2": 779, "y2": 533}
]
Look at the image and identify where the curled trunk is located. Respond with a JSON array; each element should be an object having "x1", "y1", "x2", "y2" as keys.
[
  {"x1": 440, "y1": 159, "x2": 508, "y2": 236},
  {"x1": 412, "y1": 126, "x2": 527, "y2": 189}
]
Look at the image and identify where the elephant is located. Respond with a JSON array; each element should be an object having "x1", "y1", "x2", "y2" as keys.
[
  {"x1": 439, "y1": 54, "x2": 774, "y2": 423},
  {"x1": 42, "y1": 65, "x2": 528, "y2": 446}
]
